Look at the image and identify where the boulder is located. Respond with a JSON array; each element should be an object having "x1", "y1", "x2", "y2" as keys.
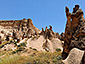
[{"x1": 63, "y1": 48, "x2": 84, "y2": 64}]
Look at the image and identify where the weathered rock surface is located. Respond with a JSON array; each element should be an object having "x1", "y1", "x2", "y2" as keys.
[
  {"x1": 63, "y1": 48, "x2": 84, "y2": 64},
  {"x1": 0, "y1": 17, "x2": 63, "y2": 53},
  {"x1": 0, "y1": 18, "x2": 40, "y2": 41},
  {"x1": 40, "y1": 26, "x2": 60, "y2": 40},
  {"x1": 26, "y1": 35, "x2": 63, "y2": 52},
  {"x1": 62, "y1": 5, "x2": 85, "y2": 64},
  {"x1": 0, "y1": 43, "x2": 17, "y2": 51}
]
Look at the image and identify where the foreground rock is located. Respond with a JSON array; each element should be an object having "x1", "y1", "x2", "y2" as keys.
[
  {"x1": 63, "y1": 48, "x2": 84, "y2": 64},
  {"x1": 62, "y1": 5, "x2": 85, "y2": 63}
]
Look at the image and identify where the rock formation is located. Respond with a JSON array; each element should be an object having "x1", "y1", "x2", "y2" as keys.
[
  {"x1": 25, "y1": 25, "x2": 62, "y2": 52},
  {"x1": 0, "y1": 18, "x2": 63, "y2": 53},
  {"x1": 62, "y1": 5, "x2": 85, "y2": 63},
  {"x1": 26, "y1": 35, "x2": 63, "y2": 52},
  {"x1": 63, "y1": 48, "x2": 84, "y2": 64},
  {"x1": 40, "y1": 25, "x2": 59, "y2": 40},
  {"x1": 0, "y1": 18, "x2": 40, "y2": 41},
  {"x1": 59, "y1": 32, "x2": 65, "y2": 41}
]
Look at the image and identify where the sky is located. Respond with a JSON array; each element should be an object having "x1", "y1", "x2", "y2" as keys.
[{"x1": 0, "y1": 0, "x2": 85, "y2": 34}]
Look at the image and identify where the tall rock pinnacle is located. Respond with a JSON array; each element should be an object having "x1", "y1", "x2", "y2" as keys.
[{"x1": 62, "y1": 5, "x2": 85, "y2": 63}]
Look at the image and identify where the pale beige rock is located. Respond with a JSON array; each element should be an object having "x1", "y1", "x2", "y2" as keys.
[
  {"x1": 26, "y1": 36, "x2": 46, "y2": 51},
  {"x1": 63, "y1": 48, "x2": 84, "y2": 64},
  {"x1": 26, "y1": 35, "x2": 63, "y2": 52},
  {"x1": 1, "y1": 43, "x2": 17, "y2": 51}
]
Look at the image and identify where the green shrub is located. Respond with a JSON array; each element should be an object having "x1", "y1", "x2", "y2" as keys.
[
  {"x1": 56, "y1": 48, "x2": 61, "y2": 52},
  {"x1": 17, "y1": 42, "x2": 26, "y2": 47},
  {"x1": 29, "y1": 47, "x2": 32, "y2": 49},
  {"x1": 32, "y1": 48, "x2": 37, "y2": 51},
  {"x1": 12, "y1": 42, "x2": 27, "y2": 54},
  {"x1": 20, "y1": 43, "x2": 26, "y2": 47},
  {"x1": 0, "y1": 45, "x2": 4, "y2": 48},
  {"x1": 0, "y1": 50, "x2": 63, "y2": 64},
  {"x1": 12, "y1": 47, "x2": 25, "y2": 54},
  {"x1": 12, "y1": 51, "x2": 17, "y2": 54}
]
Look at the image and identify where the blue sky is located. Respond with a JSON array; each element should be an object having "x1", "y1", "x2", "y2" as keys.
[{"x1": 0, "y1": 0, "x2": 85, "y2": 34}]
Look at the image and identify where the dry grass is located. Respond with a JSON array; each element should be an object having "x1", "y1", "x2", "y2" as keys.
[
  {"x1": 0, "y1": 49, "x2": 63, "y2": 64},
  {"x1": 0, "y1": 39, "x2": 63, "y2": 64}
]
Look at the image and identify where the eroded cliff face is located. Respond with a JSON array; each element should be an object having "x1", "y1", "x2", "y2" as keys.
[
  {"x1": 0, "y1": 18, "x2": 40, "y2": 40},
  {"x1": 0, "y1": 17, "x2": 63, "y2": 53},
  {"x1": 62, "y1": 5, "x2": 85, "y2": 63}
]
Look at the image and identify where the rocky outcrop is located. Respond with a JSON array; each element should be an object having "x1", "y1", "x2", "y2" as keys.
[
  {"x1": 62, "y1": 5, "x2": 85, "y2": 63},
  {"x1": 0, "y1": 18, "x2": 40, "y2": 41},
  {"x1": 40, "y1": 25, "x2": 59, "y2": 40},
  {"x1": 26, "y1": 35, "x2": 63, "y2": 52},
  {"x1": 0, "y1": 17, "x2": 63, "y2": 53},
  {"x1": 63, "y1": 48, "x2": 84, "y2": 64},
  {"x1": 59, "y1": 32, "x2": 65, "y2": 41}
]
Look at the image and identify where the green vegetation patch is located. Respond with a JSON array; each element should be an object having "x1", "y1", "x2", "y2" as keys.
[{"x1": 0, "y1": 50, "x2": 64, "y2": 64}]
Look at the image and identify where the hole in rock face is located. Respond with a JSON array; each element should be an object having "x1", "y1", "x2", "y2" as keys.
[
  {"x1": 71, "y1": 37, "x2": 75, "y2": 40},
  {"x1": 81, "y1": 28, "x2": 84, "y2": 30},
  {"x1": 67, "y1": 32, "x2": 70, "y2": 35},
  {"x1": 78, "y1": 42, "x2": 81, "y2": 46},
  {"x1": 81, "y1": 35, "x2": 85, "y2": 38},
  {"x1": 62, "y1": 51, "x2": 69, "y2": 60}
]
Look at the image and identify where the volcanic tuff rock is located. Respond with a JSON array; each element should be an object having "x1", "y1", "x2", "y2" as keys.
[
  {"x1": 26, "y1": 35, "x2": 63, "y2": 52},
  {"x1": 63, "y1": 48, "x2": 84, "y2": 64},
  {"x1": 62, "y1": 5, "x2": 85, "y2": 63},
  {"x1": 0, "y1": 18, "x2": 40, "y2": 41},
  {"x1": 0, "y1": 18, "x2": 63, "y2": 52}
]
